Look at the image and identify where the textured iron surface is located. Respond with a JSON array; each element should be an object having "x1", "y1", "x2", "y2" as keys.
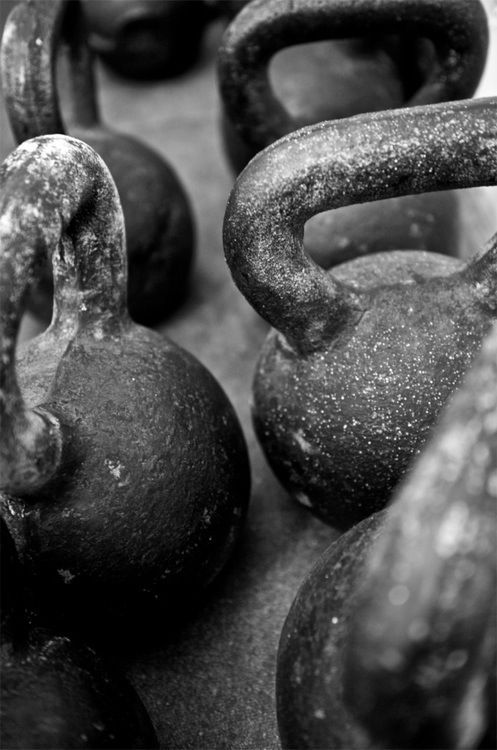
[
  {"x1": 225, "y1": 97, "x2": 497, "y2": 528},
  {"x1": 0, "y1": 0, "x2": 194, "y2": 325},
  {"x1": 218, "y1": 0, "x2": 489, "y2": 263},
  {"x1": 344, "y1": 323, "x2": 497, "y2": 749},
  {"x1": 0, "y1": 135, "x2": 250, "y2": 632}
]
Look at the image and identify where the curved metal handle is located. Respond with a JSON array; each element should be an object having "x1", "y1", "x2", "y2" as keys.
[
  {"x1": 224, "y1": 97, "x2": 497, "y2": 353},
  {"x1": 218, "y1": 0, "x2": 489, "y2": 153},
  {"x1": 343, "y1": 321, "x2": 497, "y2": 748},
  {"x1": 0, "y1": 134, "x2": 127, "y2": 496},
  {"x1": 0, "y1": 0, "x2": 99, "y2": 143}
]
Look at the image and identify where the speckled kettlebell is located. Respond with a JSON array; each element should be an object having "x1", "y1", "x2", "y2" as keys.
[
  {"x1": 219, "y1": 0, "x2": 488, "y2": 265},
  {"x1": 0, "y1": 135, "x2": 250, "y2": 632},
  {"x1": 0, "y1": 521, "x2": 159, "y2": 749},
  {"x1": 224, "y1": 97, "x2": 497, "y2": 529},
  {"x1": 1, "y1": 0, "x2": 195, "y2": 326},
  {"x1": 276, "y1": 321, "x2": 497, "y2": 750},
  {"x1": 83, "y1": 0, "x2": 214, "y2": 79}
]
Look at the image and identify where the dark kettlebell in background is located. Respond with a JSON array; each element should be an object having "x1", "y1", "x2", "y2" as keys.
[
  {"x1": 1, "y1": 0, "x2": 195, "y2": 326},
  {"x1": 0, "y1": 521, "x2": 159, "y2": 749},
  {"x1": 224, "y1": 97, "x2": 497, "y2": 529},
  {"x1": 2, "y1": 634, "x2": 160, "y2": 749},
  {"x1": 83, "y1": 0, "x2": 214, "y2": 80},
  {"x1": 277, "y1": 321, "x2": 497, "y2": 750},
  {"x1": 219, "y1": 0, "x2": 488, "y2": 266},
  {"x1": 0, "y1": 134, "x2": 250, "y2": 634}
]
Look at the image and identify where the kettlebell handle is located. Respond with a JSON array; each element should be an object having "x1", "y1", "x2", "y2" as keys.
[
  {"x1": 224, "y1": 97, "x2": 497, "y2": 353},
  {"x1": 0, "y1": 135, "x2": 127, "y2": 495},
  {"x1": 218, "y1": 0, "x2": 489, "y2": 152},
  {"x1": 1, "y1": 0, "x2": 99, "y2": 143}
]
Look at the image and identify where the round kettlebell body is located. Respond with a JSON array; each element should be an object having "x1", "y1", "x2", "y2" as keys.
[
  {"x1": 4, "y1": 324, "x2": 250, "y2": 625},
  {"x1": 83, "y1": 0, "x2": 213, "y2": 79},
  {"x1": 219, "y1": 0, "x2": 488, "y2": 263},
  {"x1": 224, "y1": 98, "x2": 497, "y2": 529},
  {"x1": 0, "y1": 135, "x2": 250, "y2": 631},
  {"x1": 1, "y1": 0, "x2": 195, "y2": 326}
]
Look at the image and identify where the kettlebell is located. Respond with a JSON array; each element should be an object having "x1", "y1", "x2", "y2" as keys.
[
  {"x1": 0, "y1": 520, "x2": 159, "y2": 749},
  {"x1": 224, "y1": 97, "x2": 497, "y2": 529},
  {"x1": 219, "y1": 0, "x2": 488, "y2": 266},
  {"x1": 276, "y1": 322, "x2": 497, "y2": 750},
  {"x1": 83, "y1": 0, "x2": 214, "y2": 80},
  {"x1": 1, "y1": 0, "x2": 195, "y2": 326},
  {"x1": 0, "y1": 134, "x2": 250, "y2": 632}
]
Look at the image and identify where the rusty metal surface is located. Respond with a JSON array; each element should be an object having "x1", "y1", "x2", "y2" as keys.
[{"x1": 0, "y1": 2, "x2": 496, "y2": 748}]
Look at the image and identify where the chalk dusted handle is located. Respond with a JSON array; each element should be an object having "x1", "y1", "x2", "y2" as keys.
[
  {"x1": 0, "y1": 135, "x2": 127, "y2": 495},
  {"x1": 1, "y1": 0, "x2": 99, "y2": 143},
  {"x1": 224, "y1": 97, "x2": 497, "y2": 353}
]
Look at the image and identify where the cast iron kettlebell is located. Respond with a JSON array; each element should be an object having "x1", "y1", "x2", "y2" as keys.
[
  {"x1": 0, "y1": 134, "x2": 250, "y2": 632},
  {"x1": 2, "y1": 634, "x2": 160, "y2": 749},
  {"x1": 276, "y1": 321, "x2": 497, "y2": 750},
  {"x1": 224, "y1": 97, "x2": 497, "y2": 529},
  {"x1": 0, "y1": 521, "x2": 159, "y2": 749},
  {"x1": 219, "y1": 0, "x2": 488, "y2": 265},
  {"x1": 83, "y1": 0, "x2": 214, "y2": 80},
  {"x1": 1, "y1": 0, "x2": 195, "y2": 326}
]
